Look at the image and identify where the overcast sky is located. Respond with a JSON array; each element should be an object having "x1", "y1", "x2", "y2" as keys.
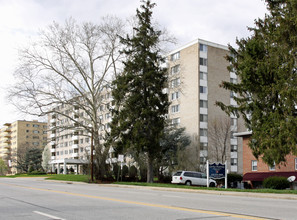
[{"x1": 0, "y1": 0, "x2": 268, "y2": 126}]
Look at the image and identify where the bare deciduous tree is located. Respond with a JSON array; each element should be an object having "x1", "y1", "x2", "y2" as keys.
[
  {"x1": 8, "y1": 17, "x2": 126, "y2": 180},
  {"x1": 208, "y1": 116, "x2": 232, "y2": 163}
]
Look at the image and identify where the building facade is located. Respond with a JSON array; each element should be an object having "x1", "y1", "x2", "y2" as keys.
[
  {"x1": 0, "y1": 120, "x2": 47, "y2": 174},
  {"x1": 235, "y1": 131, "x2": 297, "y2": 188},
  {"x1": 47, "y1": 38, "x2": 246, "y2": 174},
  {"x1": 167, "y1": 39, "x2": 245, "y2": 173},
  {"x1": 48, "y1": 87, "x2": 114, "y2": 174}
]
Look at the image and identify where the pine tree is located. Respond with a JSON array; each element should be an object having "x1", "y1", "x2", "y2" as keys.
[
  {"x1": 217, "y1": 0, "x2": 297, "y2": 165},
  {"x1": 110, "y1": 0, "x2": 169, "y2": 183}
]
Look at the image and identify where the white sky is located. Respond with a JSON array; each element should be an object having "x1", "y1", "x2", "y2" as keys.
[{"x1": 0, "y1": 0, "x2": 268, "y2": 126}]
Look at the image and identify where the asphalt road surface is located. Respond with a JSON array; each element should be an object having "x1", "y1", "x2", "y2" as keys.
[{"x1": 0, "y1": 177, "x2": 296, "y2": 220}]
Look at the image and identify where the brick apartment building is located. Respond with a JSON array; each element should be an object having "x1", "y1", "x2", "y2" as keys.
[{"x1": 235, "y1": 131, "x2": 297, "y2": 188}]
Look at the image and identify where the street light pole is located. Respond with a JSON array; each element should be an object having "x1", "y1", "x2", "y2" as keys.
[{"x1": 90, "y1": 129, "x2": 94, "y2": 182}]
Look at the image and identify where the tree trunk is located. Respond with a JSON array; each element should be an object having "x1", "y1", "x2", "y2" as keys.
[{"x1": 147, "y1": 153, "x2": 154, "y2": 183}]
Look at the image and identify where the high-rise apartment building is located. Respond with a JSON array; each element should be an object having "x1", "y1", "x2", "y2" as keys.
[
  {"x1": 167, "y1": 39, "x2": 245, "y2": 174},
  {"x1": 0, "y1": 120, "x2": 47, "y2": 174},
  {"x1": 48, "y1": 38, "x2": 245, "y2": 174},
  {"x1": 48, "y1": 87, "x2": 114, "y2": 174}
]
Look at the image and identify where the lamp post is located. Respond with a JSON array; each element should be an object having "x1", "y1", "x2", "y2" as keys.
[{"x1": 90, "y1": 128, "x2": 94, "y2": 182}]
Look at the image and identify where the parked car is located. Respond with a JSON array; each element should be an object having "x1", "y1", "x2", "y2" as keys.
[{"x1": 171, "y1": 171, "x2": 217, "y2": 187}]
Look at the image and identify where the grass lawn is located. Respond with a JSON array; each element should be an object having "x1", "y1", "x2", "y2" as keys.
[
  {"x1": 46, "y1": 174, "x2": 91, "y2": 183},
  {"x1": 113, "y1": 181, "x2": 297, "y2": 194}
]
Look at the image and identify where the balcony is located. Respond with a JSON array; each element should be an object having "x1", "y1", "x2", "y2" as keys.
[
  {"x1": 3, "y1": 148, "x2": 11, "y2": 154},
  {"x1": 4, "y1": 138, "x2": 11, "y2": 144},
  {"x1": 50, "y1": 118, "x2": 56, "y2": 123},
  {"x1": 4, "y1": 128, "x2": 12, "y2": 133},
  {"x1": 4, "y1": 143, "x2": 11, "y2": 149},
  {"x1": 72, "y1": 144, "x2": 79, "y2": 149},
  {"x1": 50, "y1": 133, "x2": 56, "y2": 138},
  {"x1": 51, "y1": 156, "x2": 55, "y2": 160},
  {"x1": 72, "y1": 152, "x2": 79, "y2": 157},
  {"x1": 50, "y1": 148, "x2": 56, "y2": 153},
  {"x1": 72, "y1": 136, "x2": 79, "y2": 141},
  {"x1": 50, "y1": 141, "x2": 56, "y2": 146}
]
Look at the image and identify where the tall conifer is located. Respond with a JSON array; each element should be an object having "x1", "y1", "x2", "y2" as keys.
[
  {"x1": 217, "y1": 0, "x2": 297, "y2": 165},
  {"x1": 110, "y1": 0, "x2": 169, "y2": 182}
]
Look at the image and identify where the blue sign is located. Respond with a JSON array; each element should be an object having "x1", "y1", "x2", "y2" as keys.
[{"x1": 209, "y1": 163, "x2": 225, "y2": 179}]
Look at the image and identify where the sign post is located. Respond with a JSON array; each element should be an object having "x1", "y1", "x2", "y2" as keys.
[{"x1": 207, "y1": 161, "x2": 227, "y2": 189}]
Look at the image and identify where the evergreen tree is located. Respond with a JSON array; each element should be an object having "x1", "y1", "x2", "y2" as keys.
[
  {"x1": 25, "y1": 148, "x2": 43, "y2": 172},
  {"x1": 110, "y1": 0, "x2": 169, "y2": 183},
  {"x1": 217, "y1": 0, "x2": 297, "y2": 165}
]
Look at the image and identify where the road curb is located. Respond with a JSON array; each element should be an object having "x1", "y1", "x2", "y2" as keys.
[{"x1": 104, "y1": 184, "x2": 297, "y2": 200}]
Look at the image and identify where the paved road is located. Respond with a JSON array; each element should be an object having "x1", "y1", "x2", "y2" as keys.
[{"x1": 0, "y1": 177, "x2": 296, "y2": 220}]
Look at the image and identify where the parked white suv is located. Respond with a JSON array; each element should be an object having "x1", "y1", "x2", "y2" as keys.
[{"x1": 171, "y1": 171, "x2": 216, "y2": 187}]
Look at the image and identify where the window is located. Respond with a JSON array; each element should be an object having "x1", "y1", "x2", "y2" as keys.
[
  {"x1": 200, "y1": 157, "x2": 206, "y2": 164},
  {"x1": 33, "y1": 142, "x2": 39, "y2": 146},
  {"x1": 65, "y1": 150, "x2": 68, "y2": 155},
  {"x1": 199, "y1": 86, "x2": 207, "y2": 94},
  {"x1": 230, "y1": 77, "x2": 237, "y2": 84},
  {"x1": 33, "y1": 124, "x2": 40, "y2": 128},
  {"x1": 26, "y1": 130, "x2": 29, "y2": 133},
  {"x1": 199, "y1": 128, "x2": 207, "y2": 137},
  {"x1": 199, "y1": 114, "x2": 208, "y2": 122},
  {"x1": 230, "y1": 131, "x2": 237, "y2": 139},
  {"x1": 171, "y1": 104, "x2": 180, "y2": 113},
  {"x1": 85, "y1": 138, "x2": 90, "y2": 143},
  {"x1": 60, "y1": 151, "x2": 63, "y2": 156},
  {"x1": 105, "y1": 113, "x2": 110, "y2": 120},
  {"x1": 171, "y1": 65, "x2": 180, "y2": 75},
  {"x1": 80, "y1": 147, "x2": 84, "y2": 153},
  {"x1": 231, "y1": 118, "x2": 237, "y2": 126},
  {"x1": 199, "y1": 58, "x2": 207, "y2": 66},
  {"x1": 199, "y1": 71, "x2": 207, "y2": 80},
  {"x1": 32, "y1": 136, "x2": 39, "y2": 139},
  {"x1": 33, "y1": 130, "x2": 40, "y2": 134},
  {"x1": 99, "y1": 105, "x2": 104, "y2": 111},
  {"x1": 231, "y1": 145, "x2": 237, "y2": 152},
  {"x1": 231, "y1": 158, "x2": 238, "y2": 166},
  {"x1": 269, "y1": 162, "x2": 276, "y2": 171},
  {"x1": 199, "y1": 100, "x2": 208, "y2": 108},
  {"x1": 252, "y1": 160, "x2": 257, "y2": 171},
  {"x1": 171, "y1": 118, "x2": 180, "y2": 125},
  {"x1": 170, "y1": 52, "x2": 180, "y2": 61},
  {"x1": 200, "y1": 143, "x2": 208, "y2": 150},
  {"x1": 199, "y1": 44, "x2": 207, "y2": 52},
  {"x1": 230, "y1": 91, "x2": 236, "y2": 98},
  {"x1": 80, "y1": 139, "x2": 84, "y2": 144},
  {"x1": 26, "y1": 124, "x2": 30, "y2": 127},
  {"x1": 295, "y1": 158, "x2": 297, "y2": 170},
  {"x1": 171, "y1": 91, "x2": 180, "y2": 100},
  {"x1": 171, "y1": 78, "x2": 180, "y2": 88}
]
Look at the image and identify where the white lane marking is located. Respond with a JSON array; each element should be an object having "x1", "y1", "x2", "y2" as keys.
[{"x1": 33, "y1": 211, "x2": 65, "y2": 220}]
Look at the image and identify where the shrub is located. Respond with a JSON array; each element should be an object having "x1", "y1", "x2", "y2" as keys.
[
  {"x1": 158, "y1": 174, "x2": 172, "y2": 183},
  {"x1": 263, "y1": 176, "x2": 290, "y2": 189},
  {"x1": 122, "y1": 165, "x2": 129, "y2": 180},
  {"x1": 129, "y1": 165, "x2": 138, "y2": 180},
  {"x1": 28, "y1": 171, "x2": 46, "y2": 175},
  {"x1": 227, "y1": 173, "x2": 243, "y2": 183}
]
